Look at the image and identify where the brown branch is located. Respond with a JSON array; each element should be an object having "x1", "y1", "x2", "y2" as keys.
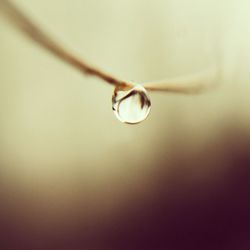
[
  {"x1": 0, "y1": 0, "x2": 130, "y2": 89},
  {"x1": 143, "y1": 68, "x2": 219, "y2": 94},
  {"x1": 0, "y1": 0, "x2": 219, "y2": 93}
]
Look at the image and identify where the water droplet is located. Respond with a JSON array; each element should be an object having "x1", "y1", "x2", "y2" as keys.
[{"x1": 112, "y1": 84, "x2": 151, "y2": 124}]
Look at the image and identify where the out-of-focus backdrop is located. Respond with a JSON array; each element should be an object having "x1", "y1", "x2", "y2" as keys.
[{"x1": 0, "y1": 0, "x2": 250, "y2": 249}]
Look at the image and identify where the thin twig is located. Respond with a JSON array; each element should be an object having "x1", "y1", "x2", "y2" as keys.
[
  {"x1": 0, "y1": 0, "x2": 129, "y2": 89},
  {"x1": 143, "y1": 68, "x2": 219, "y2": 94},
  {"x1": 0, "y1": 0, "x2": 219, "y2": 93}
]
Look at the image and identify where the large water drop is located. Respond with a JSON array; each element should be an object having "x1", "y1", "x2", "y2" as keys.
[{"x1": 112, "y1": 84, "x2": 151, "y2": 124}]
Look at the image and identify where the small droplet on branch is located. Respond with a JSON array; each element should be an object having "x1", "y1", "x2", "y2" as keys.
[{"x1": 112, "y1": 85, "x2": 151, "y2": 124}]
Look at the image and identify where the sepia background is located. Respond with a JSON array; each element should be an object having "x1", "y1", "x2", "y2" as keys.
[{"x1": 0, "y1": 0, "x2": 250, "y2": 249}]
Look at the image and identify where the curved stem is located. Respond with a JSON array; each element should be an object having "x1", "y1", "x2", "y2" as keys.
[
  {"x1": 143, "y1": 68, "x2": 219, "y2": 94},
  {"x1": 0, "y1": 0, "x2": 130, "y2": 89},
  {"x1": 0, "y1": 0, "x2": 219, "y2": 93}
]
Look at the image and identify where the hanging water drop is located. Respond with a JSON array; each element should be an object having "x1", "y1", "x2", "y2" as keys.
[{"x1": 112, "y1": 84, "x2": 151, "y2": 124}]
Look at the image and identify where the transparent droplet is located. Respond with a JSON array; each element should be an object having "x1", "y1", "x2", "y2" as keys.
[{"x1": 112, "y1": 84, "x2": 151, "y2": 124}]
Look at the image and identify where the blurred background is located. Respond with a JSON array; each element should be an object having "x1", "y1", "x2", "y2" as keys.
[{"x1": 0, "y1": 0, "x2": 250, "y2": 249}]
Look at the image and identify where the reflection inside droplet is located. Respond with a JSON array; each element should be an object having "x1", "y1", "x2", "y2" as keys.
[{"x1": 112, "y1": 84, "x2": 151, "y2": 124}]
